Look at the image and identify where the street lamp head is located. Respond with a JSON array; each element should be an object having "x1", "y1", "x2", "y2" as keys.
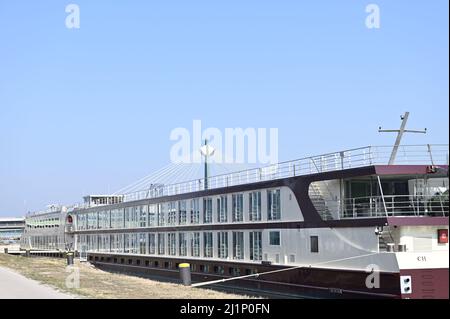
[{"x1": 200, "y1": 144, "x2": 215, "y2": 157}]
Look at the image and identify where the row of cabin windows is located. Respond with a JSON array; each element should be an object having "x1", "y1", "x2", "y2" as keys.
[
  {"x1": 76, "y1": 189, "x2": 282, "y2": 230},
  {"x1": 78, "y1": 231, "x2": 263, "y2": 261},
  {"x1": 26, "y1": 217, "x2": 60, "y2": 229},
  {"x1": 90, "y1": 255, "x2": 259, "y2": 277}
]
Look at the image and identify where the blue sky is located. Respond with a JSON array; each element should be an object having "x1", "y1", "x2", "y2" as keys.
[{"x1": 0, "y1": 1, "x2": 448, "y2": 216}]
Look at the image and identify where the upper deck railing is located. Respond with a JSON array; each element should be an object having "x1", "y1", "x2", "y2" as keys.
[
  {"x1": 340, "y1": 194, "x2": 449, "y2": 218},
  {"x1": 103, "y1": 144, "x2": 448, "y2": 205}
]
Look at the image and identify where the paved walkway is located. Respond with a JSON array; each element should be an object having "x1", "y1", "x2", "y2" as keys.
[{"x1": 0, "y1": 266, "x2": 74, "y2": 299}]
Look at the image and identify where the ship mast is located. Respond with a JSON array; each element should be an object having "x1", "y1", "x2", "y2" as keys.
[{"x1": 378, "y1": 111, "x2": 427, "y2": 164}]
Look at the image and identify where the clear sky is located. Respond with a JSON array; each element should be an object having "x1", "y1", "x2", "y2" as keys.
[{"x1": 0, "y1": 0, "x2": 448, "y2": 216}]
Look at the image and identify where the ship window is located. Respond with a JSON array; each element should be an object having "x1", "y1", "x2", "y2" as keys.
[
  {"x1": 269, "y1": 231, "x2": 281, "y2": 246},
  {"x1": 232, "y1": 232, "x2": 244, "y2": 260},
  {"x1": 229, "y1": 267, "x2": 241, "y2": 276},
  {"x1": 217, "y1": 232, "x2": 228, "y2": 259},
  {"x1": 130, "y1": 233, "x2": 138, "y2": 254},
  {"x1": 148, "y1": 204, "x2": 157, "y2": 227},
  {"x1": 168, "y1": 233, "x2": 176, "y2": 256},
  {"x1": 124, "y1": 234, "x2": 130, "y2": 253},
  {"x1": 232, "y1": 194, "x2": 244, "y2": 222},
  {"x1": 139, "y1": 205, "x2": 147, "y2": 228},
  {"x1": 204, "y1": 232, "x2": 213, "y2": 258},
  {"x1": 168, "y1": 202, "x2": 177, "y2": 226},
  {"x1": 139, "y1": 233, "x2": 147, "y2": 255},
  {"x1": 310, "y1": 236, "x2": 319, "y2": 253},
  {"x1": 190, "y1": 199, "x2": 200, "y2": 224},
  {"x1": 249, "y1": 192, "x2": 262, "y2": 221},
  {"x1": 245, "y1": 269, "x2": 256, "y2": 276},
  {"x1": 199, "y1": 264, "x2": 209, "y2": 273},
  {"x1": 191, "y1": 232, "x2": 200, "y2": 257},
  {"x1": 125, "y1": 207, "x2": 138, "y2": 228},
  {"x1": 203, "y1": 198, "x2": 213, "y2": 224},
  {"x1": 217, "y1": 196, "x2": 228, "y2": 223},
  {"x1": 178, "y1": 200, "x2": 187, "y2": 225},
  {"x1": 179, "y1": 233, "x2": 187, "y2": 256},
  {"x1": 214, "y1": 266, "x2": 225, "y2": 275},
  {"x1": 148, "y1": 233, "x2": 156, "y2": 254},
  {"x1": 158, "y1": 204, "x2": 166, "y2": 226},
  {"x1": 158, "y1": 233, "x2": 165, "y2": 255},
  {"x1": 249, "y1": 231, "x2": 262, "y2": 261},
  {"x1": 267, "y1": 189, "x2": 281, "y2": 220}
]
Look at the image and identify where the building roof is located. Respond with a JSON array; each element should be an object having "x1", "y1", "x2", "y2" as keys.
[{"x1": 0, "y1": 217, "x2": 25, "y2": 222}]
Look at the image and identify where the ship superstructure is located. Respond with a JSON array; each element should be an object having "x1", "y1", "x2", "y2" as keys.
[{"x1": 21, "y1": 144, "x2": 449, "y2": 298}]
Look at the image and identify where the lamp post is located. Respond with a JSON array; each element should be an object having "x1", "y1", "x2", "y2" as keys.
[{"x1": 200, "y1": 139, "x2": 215, "y2": 190}]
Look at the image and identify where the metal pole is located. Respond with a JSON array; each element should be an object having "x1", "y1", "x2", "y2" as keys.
[
  {"x1": 377, "y1": 176, "x2": 388, "y2": 217},
  {"x1": 388, "y1": 112, "x2": 409, "y2": 165},
  {"x1": 378, "y1": 112, "x2": 427, "y2": 165},
  {"x1": 204, "y1": 141, "x2": 208, "y2": 190},
  {"x1": 427, "y1": 144, "x2": 435, "y2": 166}
]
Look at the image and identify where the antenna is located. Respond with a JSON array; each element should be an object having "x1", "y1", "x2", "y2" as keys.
[
  {"x1": 200, "y1": 139, "x2": 215, "y2": 190},
  {"x1": 378, "y1": 112, "x2": 427, "y2": 164}
]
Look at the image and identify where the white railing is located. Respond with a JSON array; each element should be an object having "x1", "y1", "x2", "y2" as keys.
[
  {"x1": 340, "y1": 194, "x2": 449, "y2": 218},
  {"x1": 92, "y1": 144, "x2": 449, "y2": 205}
]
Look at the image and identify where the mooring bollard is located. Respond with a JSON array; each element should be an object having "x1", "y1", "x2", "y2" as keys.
[
  {"x1": 179, "y1": 263, "x2": 191, "y2": 286},
  {"x1": 67, "y1": 252, "x2": 74, "y2": 266},
  {"x1": 25, "y1": 249, "x2": 30, "y2": 257},
  {"x1": 4, "y1": 248, "x2": 8, "y2": 254}
]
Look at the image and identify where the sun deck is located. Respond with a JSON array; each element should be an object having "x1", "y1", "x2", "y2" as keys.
[{"x1": 71, "y1": 144, "x2": 447, "y2": 207}]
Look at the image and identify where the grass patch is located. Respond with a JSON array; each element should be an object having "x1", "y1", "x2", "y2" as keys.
[{"x1": 0, "y1": 254, "x2": 250, "y2": 299}]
